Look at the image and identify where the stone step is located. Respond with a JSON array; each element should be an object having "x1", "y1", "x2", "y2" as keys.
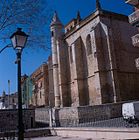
[{"x1": 24, "y1": 128, "x2": 51, "y2": 138}]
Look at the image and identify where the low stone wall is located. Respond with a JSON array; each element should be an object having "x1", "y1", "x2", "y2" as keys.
[
  {"x1": 35, "y1": 107, "x2": 49, "y2": 123},
  {"x1": 77, "y1": 102, "x2": 123, "y2": 121},
  {"x1": 35, "y1": 102, "x2": 126, "y2": 127},
  {"x1": 57, "y1": 102, "x2": 125, "y2": 126},
  {"x1": 24, "y1": 128, "x2": 51, "y2": 138},
  {"x1": 0, "y1": 109, "x2": 35, "y2": 131}
]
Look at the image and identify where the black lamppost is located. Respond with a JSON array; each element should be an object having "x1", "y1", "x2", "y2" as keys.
[{"x1": 10, "y1": 28, "x2": 28, "y2": 140}]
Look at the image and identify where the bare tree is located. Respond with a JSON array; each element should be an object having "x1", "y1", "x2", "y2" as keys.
[{"x1": 0, "y1": 0, "x2": 52, "y2": 50}]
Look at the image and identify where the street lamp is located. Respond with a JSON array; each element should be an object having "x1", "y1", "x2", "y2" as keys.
[{"x1": 10, "y1": 28, "x2": 28, "y2": 140}]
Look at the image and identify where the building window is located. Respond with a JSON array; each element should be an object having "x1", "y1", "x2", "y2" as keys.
[
  {"x1": 70, "y1": 46, "x2": 73, "y2": 63},
  {"x1": 86, "y1": 34, "x2": 92, "y2": 55},
  {"x1": 70, "y1": 26, "x2": 73, "y2": 30}
]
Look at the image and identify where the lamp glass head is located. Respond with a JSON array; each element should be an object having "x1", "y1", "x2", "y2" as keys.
[{"x1": 10, "y1": 28, "x2": 28, "y2": 51}]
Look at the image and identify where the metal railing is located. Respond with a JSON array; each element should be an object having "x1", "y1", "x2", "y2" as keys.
[
  {"x1": 0, "y1": 131, "x2": 16, "y2": 140},
  {"x1": 129, "y1": 10, "x2": 139, "y2": 26},
  {"x1": 35, "y1": 107, "x2": 139, "y2": 128},
  {"x1": 56, "y1": 117, "x2": 139, "y2": 128}
]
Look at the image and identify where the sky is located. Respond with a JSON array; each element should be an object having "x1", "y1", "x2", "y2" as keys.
[{"x1": 0, "y1": 0, "x2": 133, "y2": 94}]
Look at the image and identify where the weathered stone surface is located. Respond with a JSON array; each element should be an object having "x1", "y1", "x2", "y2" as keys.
[
  {"x1": 35, "y1": 107, "x2": 49, "y2": 123},
  {"x1": 50, "y1": 9, "x2": 139, "y2": 107},
  {"x1": 35, "y1": 102, "x2": 125, "y2": 127},
  {"x1": 31, "y1": 63, "x2": 49, "y2": 107},
  {"x1": 0, "y1": 109, "x2": 35, "y2": 131}
]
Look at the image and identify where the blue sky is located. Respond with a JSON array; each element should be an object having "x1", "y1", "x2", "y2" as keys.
[{"x1": 0, "y1": 0, "x2": 133, "y2": 94}]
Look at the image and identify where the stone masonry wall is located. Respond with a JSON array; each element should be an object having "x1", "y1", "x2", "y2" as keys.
[
  {"x1": 57, "y1": 102, "x2": 125, "y2": 126},
  {"x1": 0, "y1": 109, "x2": 35, "y2": 131},
  {"x1": 77, "y1": 102, "x2": 123, "y2": 121},
  {"x1": 35, "y1": 107, "x2": 49, "y2": 123},
  {"x1": 35, "y1": 102, "x2": 127, "y2": 127}
]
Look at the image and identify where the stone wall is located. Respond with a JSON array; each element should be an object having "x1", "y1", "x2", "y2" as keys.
[
  {"x1": 57, "y1": 102, "x2": 129, "y2": 126},
  {"x1": 50, "y1": 9, "x2": 139, "y2": 108},
  {"x1": 35, "y1": 107, "x2": 49, "y2": 123},
  {"x1": 77, "y1": 102, "x2": 123, "y2": 121},
  {"x1": 118, "y1": 72, "x2": 139, "y2": 101},
  {"x1": 0, "y1": 109, "x2": 35, "y2": 131},
  {"x1": 35, "y1": 102, "x2": 126, "y2": 127},
  {"x1": 47, "y1": 56, "x2": 55, "y2": 107}
]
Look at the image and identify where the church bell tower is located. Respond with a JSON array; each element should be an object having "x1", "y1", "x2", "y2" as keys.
[{"x1": 50, "y1": 11, "x2": 64, "y2": 107}]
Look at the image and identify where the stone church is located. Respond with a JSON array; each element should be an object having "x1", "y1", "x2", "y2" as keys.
[{"x1": 49, "y1": 0, "x2": 139, "y2": 108}]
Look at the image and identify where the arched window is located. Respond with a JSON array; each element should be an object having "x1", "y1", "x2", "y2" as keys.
[{"x1": 86, "y1": 34, "x2": 92, "y2": 55}]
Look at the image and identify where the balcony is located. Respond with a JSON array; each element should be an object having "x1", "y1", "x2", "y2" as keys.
[
  {"x1": 125, "y1": 0, "x2": 139, "y2": 6},
  {"x1": 128, "y1": 10, "x2": 139, "y2": 26},
  {"x1": 132, "y1": 34, "x2": 139, "y2": 47}
]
